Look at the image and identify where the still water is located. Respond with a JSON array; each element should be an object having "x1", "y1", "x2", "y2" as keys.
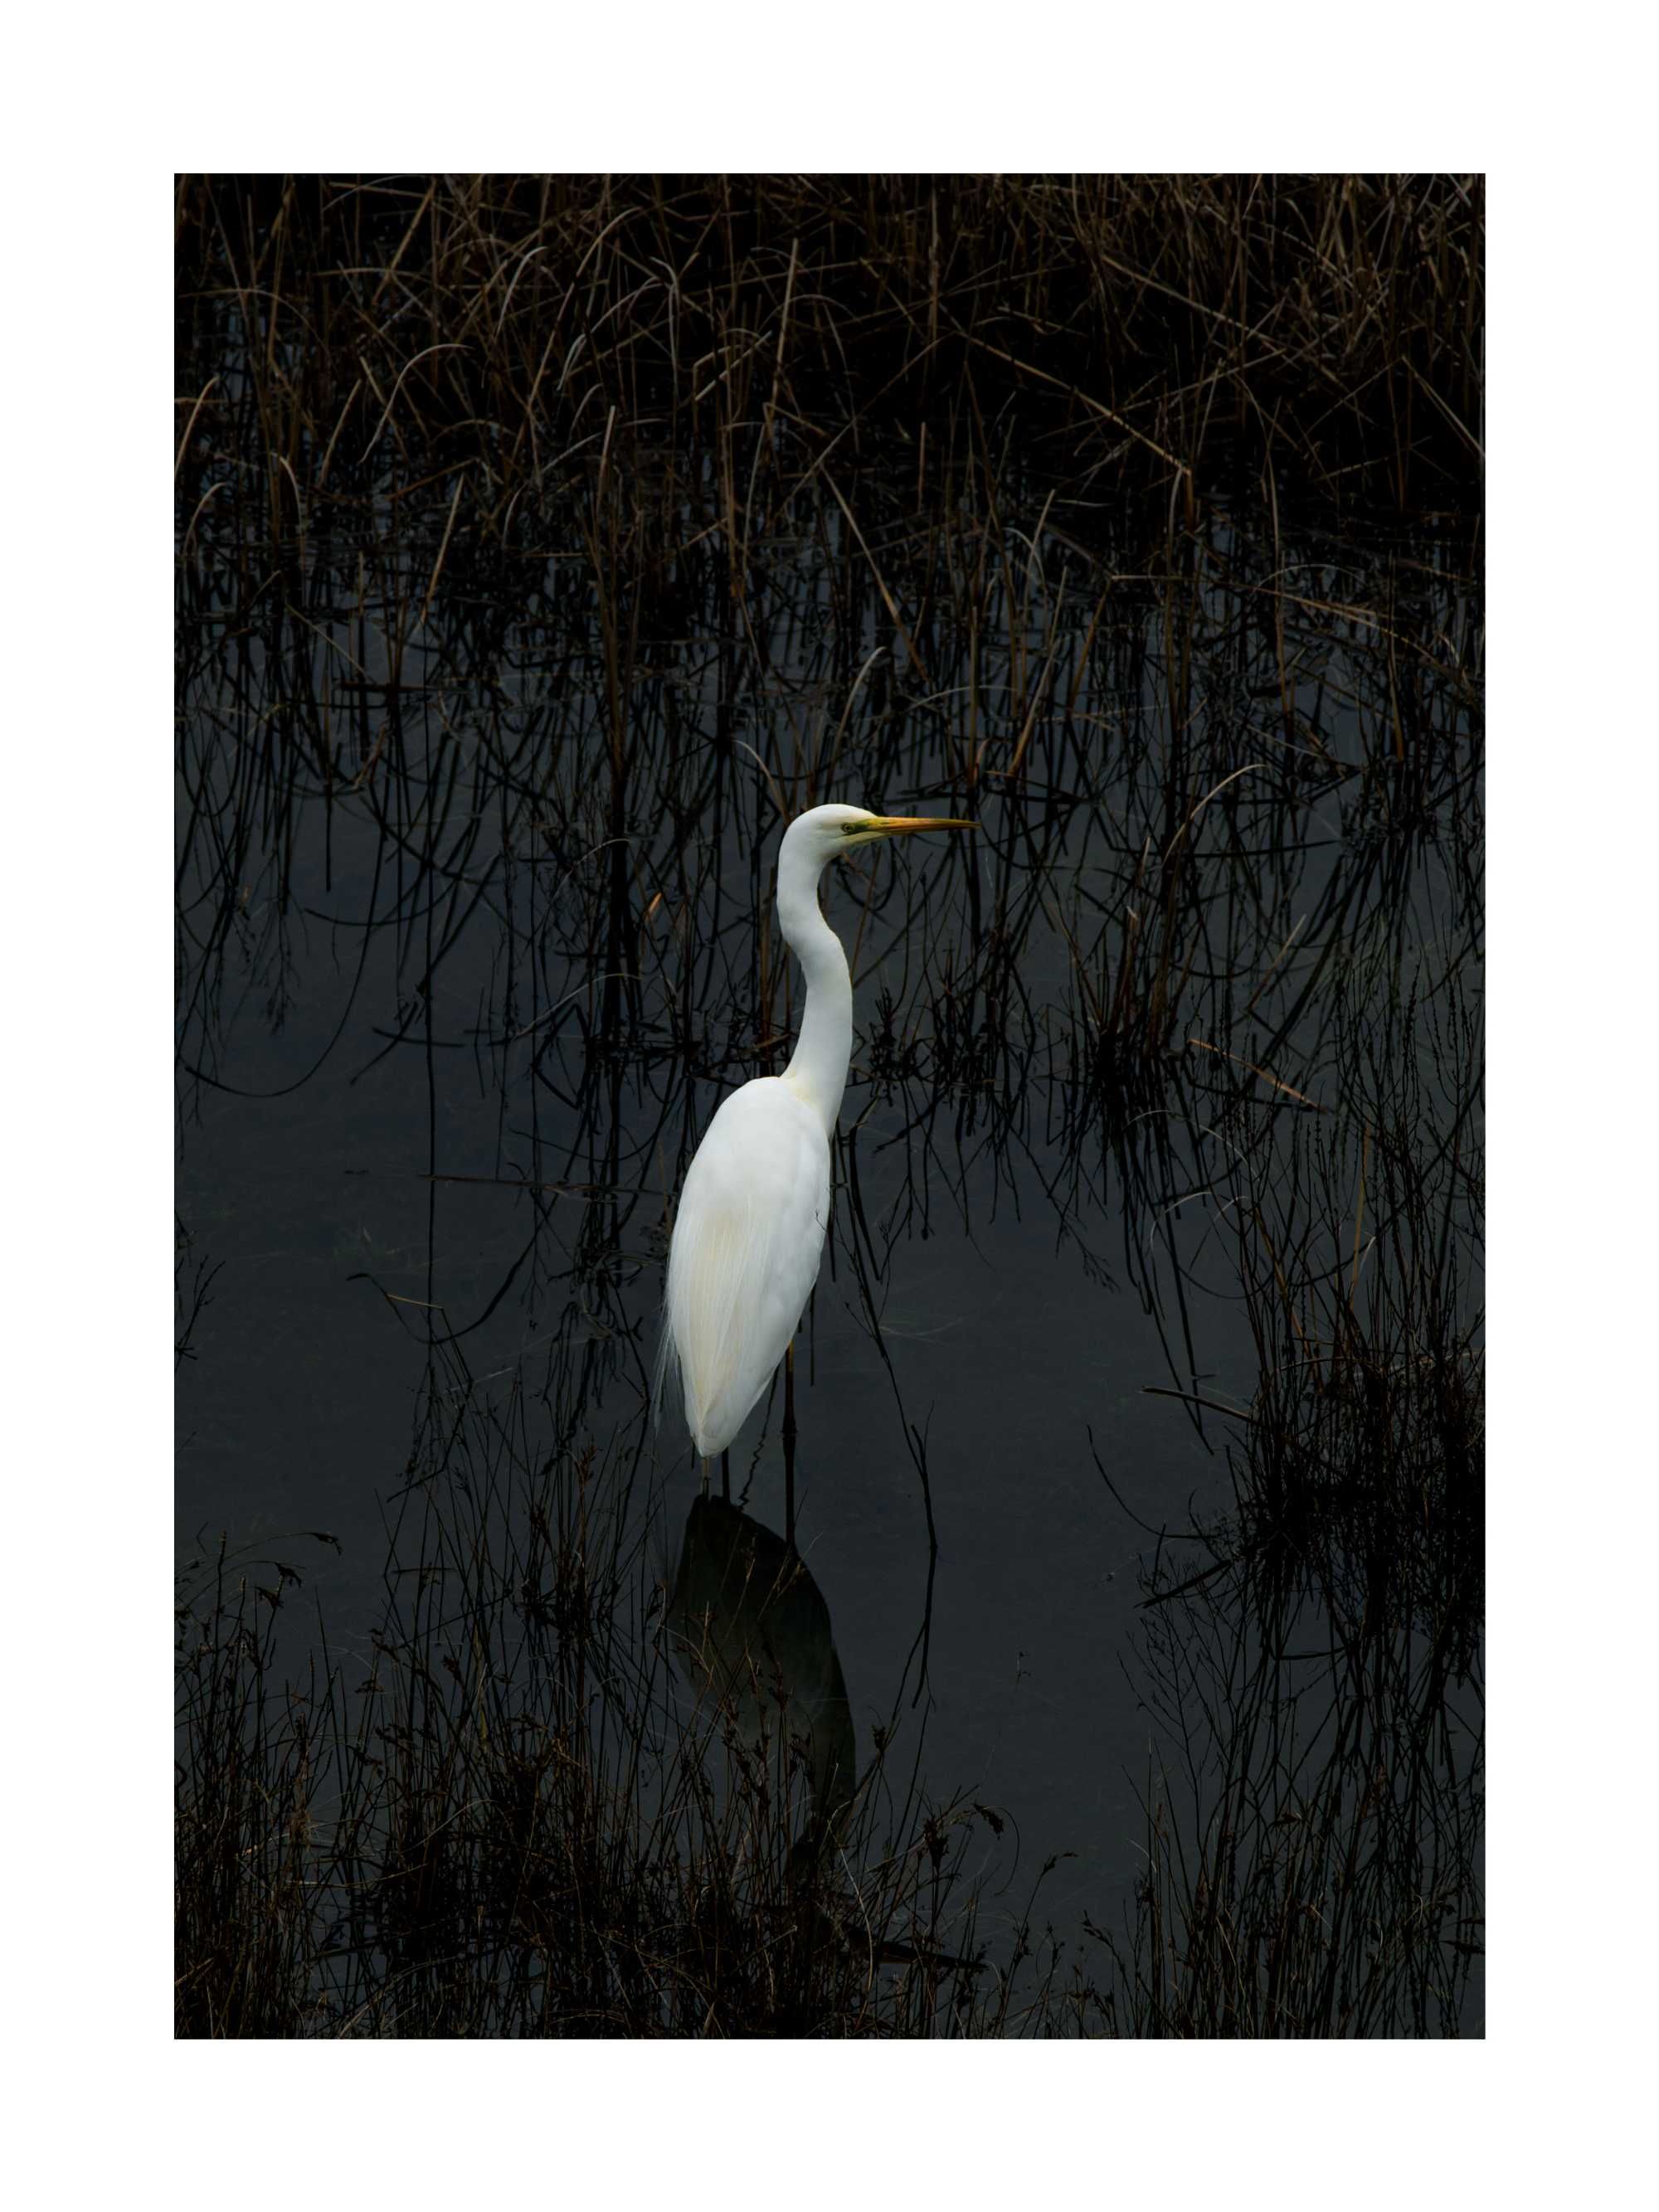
[{"x1": 177, "y1": 464, "x2": 1482, "y2": 2030}]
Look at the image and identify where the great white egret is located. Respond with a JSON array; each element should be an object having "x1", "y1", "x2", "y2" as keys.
[{"x1": 660, "y1": 804, "x2": 972, "y2": 1495}]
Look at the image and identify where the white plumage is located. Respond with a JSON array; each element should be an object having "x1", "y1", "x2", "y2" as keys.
[
  {"x1": 665, "y1": 1079, "x2": 830, "y2": 1456},
  {"x1": 660, "y1": 803, "x2": 971, "y2": 1464}
]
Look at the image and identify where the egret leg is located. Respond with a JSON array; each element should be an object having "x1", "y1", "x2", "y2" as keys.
[
  {"x1": 699, "y1": 1456, "x2": 710, "y2": 1499},
  {"x1": 720, "y1": 1448, "x2": 730, "y2": 1502},
  {"x1": 783, "y1": 1339, "x2": 797, "y2": 1551}
]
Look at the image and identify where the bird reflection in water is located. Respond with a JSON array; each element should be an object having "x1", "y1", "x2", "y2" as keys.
[{"x1": 665, "y1": 1495, "x2": 857, "y2": 1871}]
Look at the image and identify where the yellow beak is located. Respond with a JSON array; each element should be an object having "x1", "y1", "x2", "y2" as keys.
[{"x1": 866, "y1": 814, "x2": 976, "y2": 838}]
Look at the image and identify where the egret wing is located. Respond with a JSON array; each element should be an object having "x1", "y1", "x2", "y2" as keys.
[{"x1": 664, "y1": 1079, "x2": 830, "y2": 1456}]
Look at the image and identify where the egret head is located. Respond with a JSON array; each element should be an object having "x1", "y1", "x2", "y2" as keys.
[{"x1": 784, "y1": 803, "x2": 975, "y2": 864}]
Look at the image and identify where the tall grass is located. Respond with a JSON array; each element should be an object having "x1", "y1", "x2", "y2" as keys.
[{"x1": 177, "y1": 175, "x2": 1481, "y2": 537}]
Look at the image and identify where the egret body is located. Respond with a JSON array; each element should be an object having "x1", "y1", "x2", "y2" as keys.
[{"x1": 662, "y1": 804, "x2": 971, "y2": 1465}]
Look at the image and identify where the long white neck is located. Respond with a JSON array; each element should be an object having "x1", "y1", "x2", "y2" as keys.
[{"x1": 776, "y1": 829, "x2": 853, "y2": 1135}]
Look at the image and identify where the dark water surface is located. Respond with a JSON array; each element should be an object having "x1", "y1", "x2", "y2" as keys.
[{"x1": 178, "y1": 435, "x2": 1482, "y2": 2029}]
